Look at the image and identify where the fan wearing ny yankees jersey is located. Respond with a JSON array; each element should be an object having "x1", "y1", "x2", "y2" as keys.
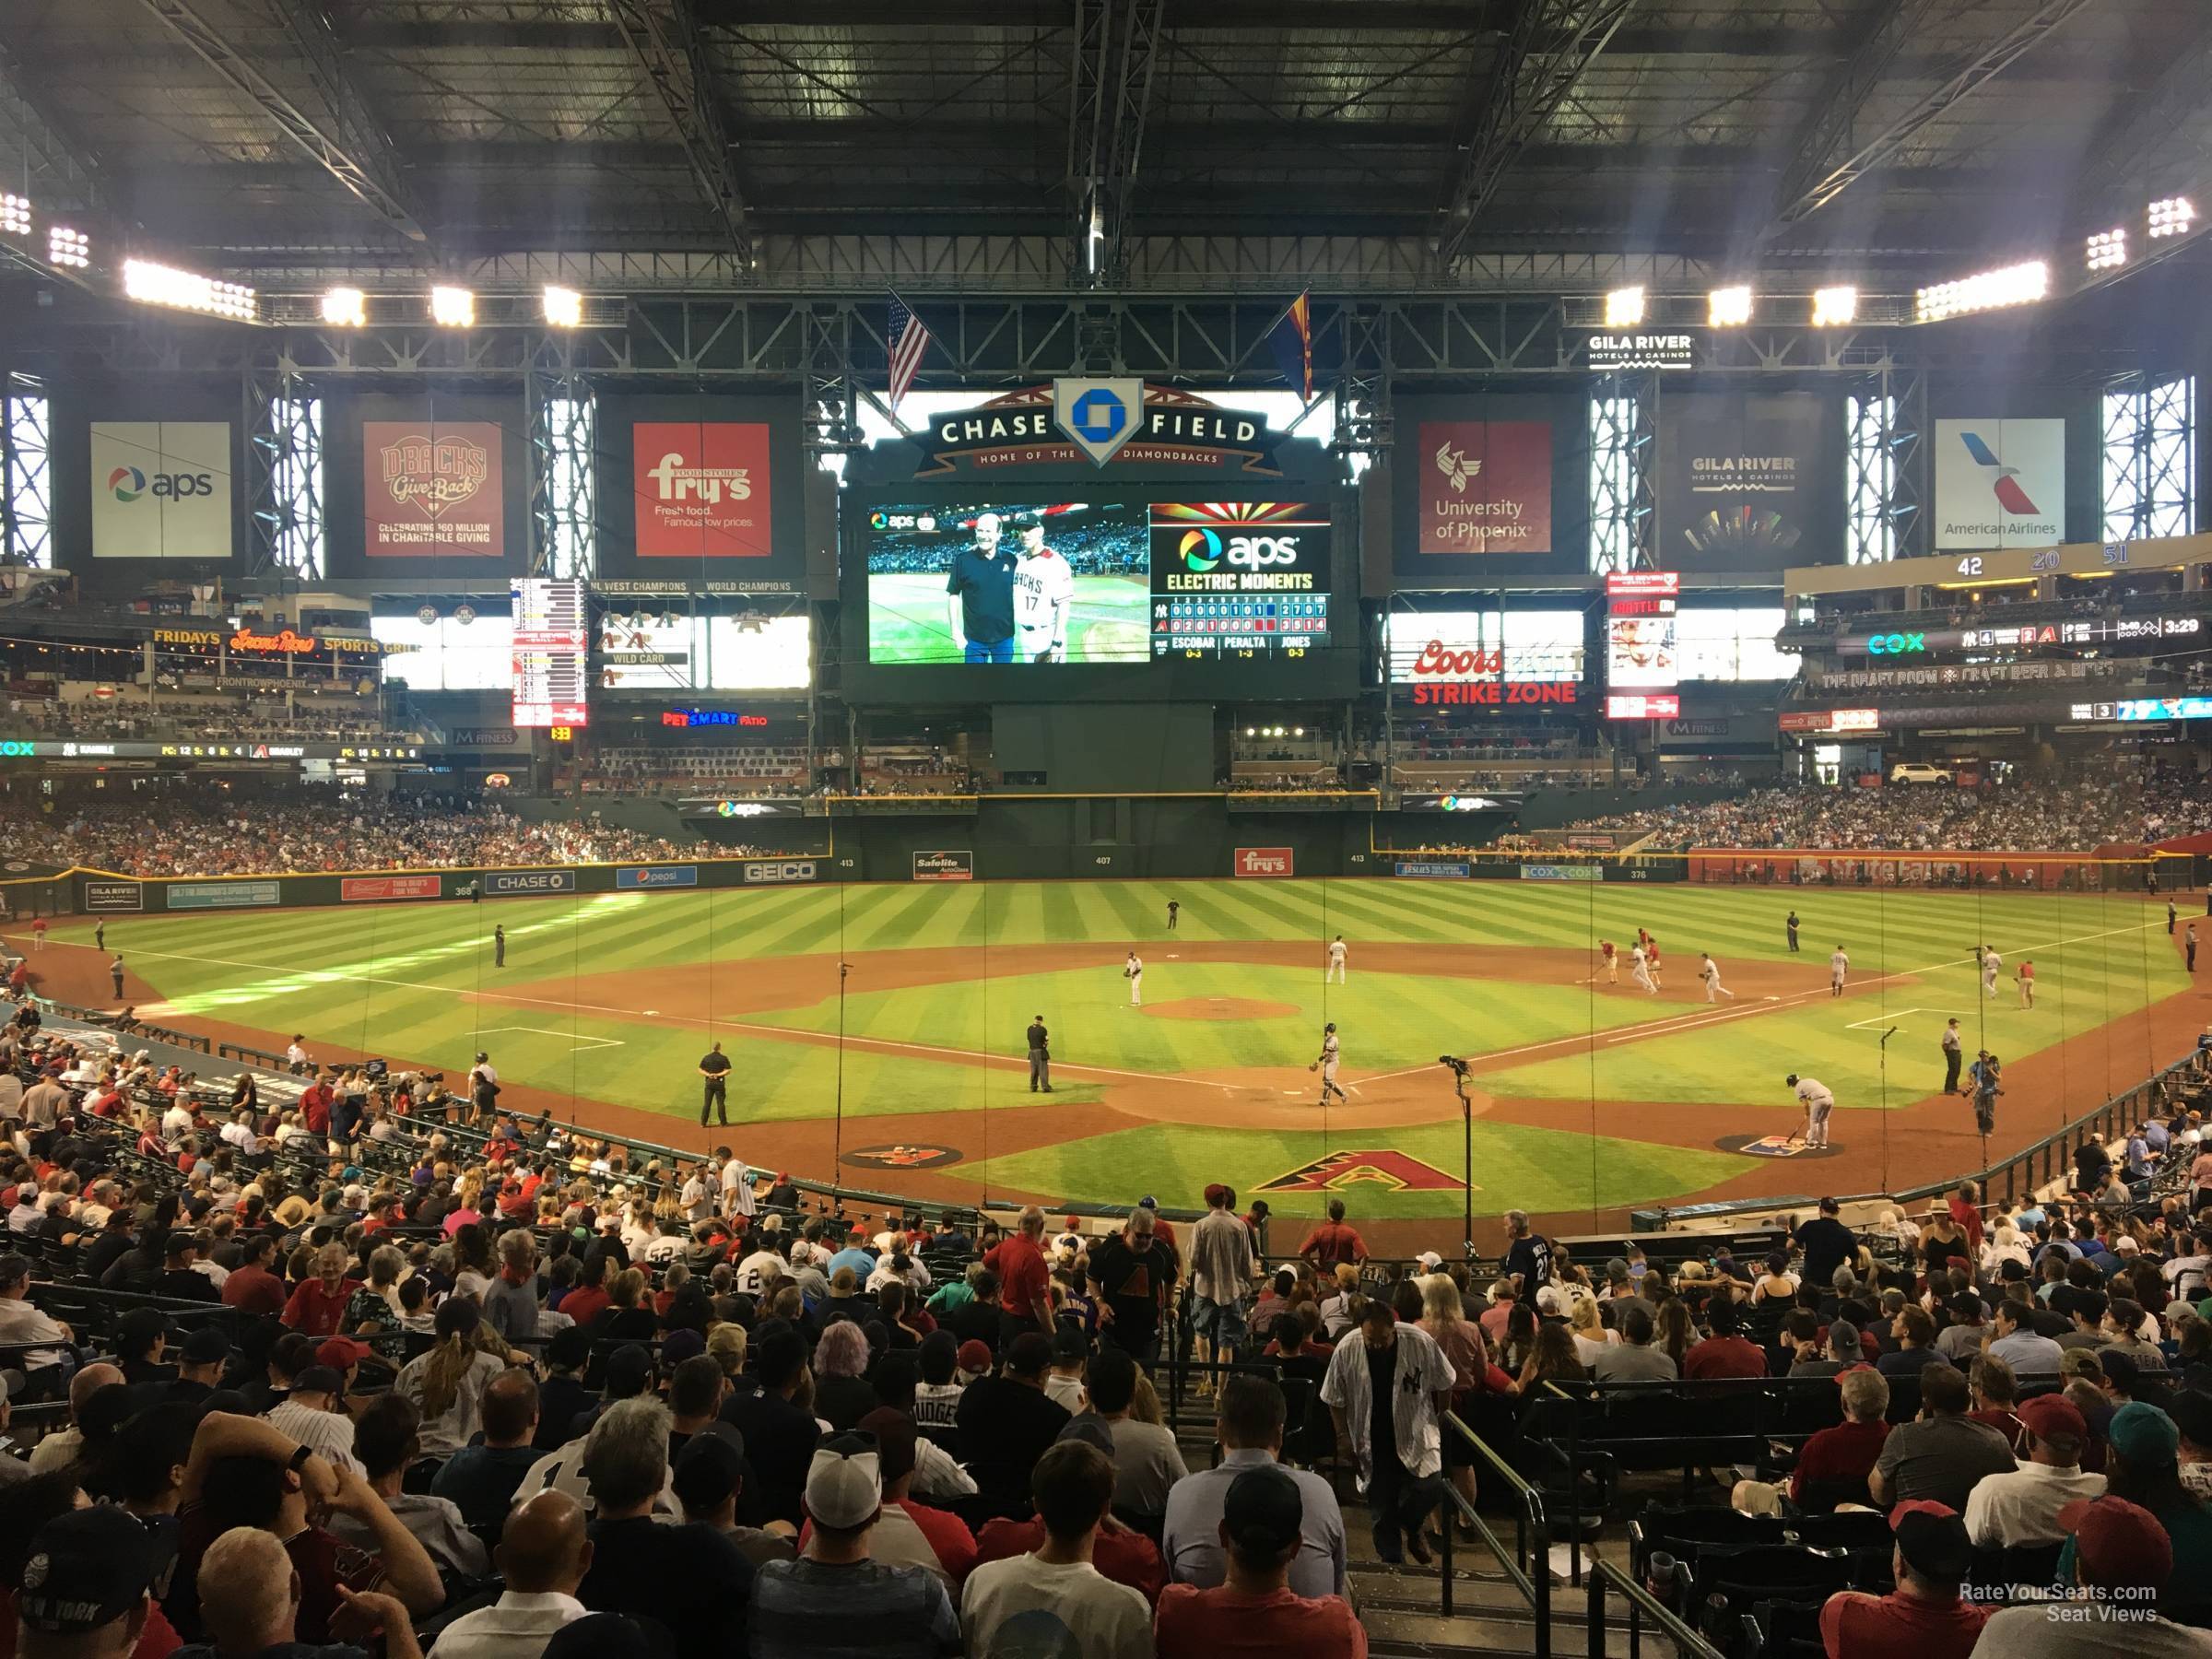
[{"x1": 1013, "y1": 519, "x2": 1076, "y2": 662}]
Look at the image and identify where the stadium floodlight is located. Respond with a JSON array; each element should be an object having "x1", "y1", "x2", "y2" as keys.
[
  {"x1": 2085, "y1": 229, "x2": 2128, "y2": 273},
  {"x1": 1603, "y1": 286, "x2": 1644, "y2": 328},
  {"x1": 542, "y1": 285, "x2": 582, "y2": 328},
  {"x1": 321, "y1": 287, "x2": 368, "y2": 327},
  {"x1": 430, "y1": 285, "x2": 475, "y2": 326},
  {"x1": 2148, "y1": 196, "x2": 2196, "y2": 241},
  {"x1": 1810, "y1": 286, "x2": 1858, "y2": 327},
  {"x1": 0, "y1": 194, "x2": 28, "y2": 238},
  {"x1": 122, "y1": 257, "x2": 257, "y2": 323},
  {"x1": 1707, "y1": 286, "x2": 1753, "y2": 327},
  {"x1": 46, "y1": 227, "x2": 88, "y2": 269},
  {"x1": 1913, "y1": 260, "x2": 2048, "y2": 324}
]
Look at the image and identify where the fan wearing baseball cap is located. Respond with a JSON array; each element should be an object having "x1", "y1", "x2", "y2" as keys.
[
  {"x1": 1961, "y1": 1393, "x2": 2105, "y2": 1548},
  {"x1": 1155, "y1": 1464, "x2": 1365, "y2": 1659},
  {"x1": 1818, "y1": 1500, "x2": 1985, "y2": 1658},
  {"x1": 1972, "y1": 1494, "x2": 2211, "y2": 1656},
  {"x1": 2051, "y1": 1401, "x2": 2212, "y2": 1606},
  {"x1": 15, "y1": 1506, "x2": 182, "y2": 1659},
  {"x1": 750, "y1": 1433, "x2": 959, "y2": 1659}
]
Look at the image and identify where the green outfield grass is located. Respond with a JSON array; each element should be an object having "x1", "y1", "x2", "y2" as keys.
[
  {"x1": 48, "y1": 878, "x2": 2183, "y2": 1218},
  {"x1": 867, "y1": 571, "x2": 1151, "y2": 663}
]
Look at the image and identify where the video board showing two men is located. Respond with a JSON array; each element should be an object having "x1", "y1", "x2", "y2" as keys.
[{"x1": 863, "y1": 500, "x2": 1331, "y2": 666}]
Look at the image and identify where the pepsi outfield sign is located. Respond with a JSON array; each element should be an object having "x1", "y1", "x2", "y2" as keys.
[
  {"x1": 914, "y1": 384, "x2": 1284, "y2": 477},
  {"x1": 616, "y1": 865, "x2": 700, "y2": 889}
]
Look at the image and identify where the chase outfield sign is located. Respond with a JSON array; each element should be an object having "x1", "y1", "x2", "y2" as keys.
[{"x1": 916, "y1": 383, "x2": 1285, "y2": 477}]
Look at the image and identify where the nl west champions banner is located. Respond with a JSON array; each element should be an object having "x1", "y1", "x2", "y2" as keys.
[
  {"x1": 1657, "y1": 392, "x2": 1837, "y2": 570},
  {"x1": 631, "y1": 422, "x2": 774, "y2": 558},
  {"x1": 1933, "y1": 418, "x2": 2065, "y2": 548},
  {"x1": 1414, "y1": 421, "x2": 1553, "y2": 556},
  {"x1": 363, "y1": 421, "x2": 507, "y2": 558},
  {"x1": 89, "y1": 422, "x2": 234, "y2": 559}
]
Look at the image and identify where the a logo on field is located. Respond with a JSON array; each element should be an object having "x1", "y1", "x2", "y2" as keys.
[
  {"x1": 842, "y1": 1143, "x2": 963, "y2": 1171},
  {"x1": 1257, "y1": 1149, "x2": 1465, "y2": 1194},
  {"x1": 1719, "y1": 1134, "x2": 1837, "y2": 1159},
  {"x1": 1052, "y1": 377, "x2": 1145, "y2": 467}
]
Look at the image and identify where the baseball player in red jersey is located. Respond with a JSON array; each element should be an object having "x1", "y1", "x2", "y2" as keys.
[
  {"x1": 1598, "y1": 939, "x2": 1618, "y2": 983},
  {"x1": 1644, "y1": 936, "x2": 1663, "y2": 989},
  {"x1": 1013, "y1": 519, "x2": 1075, "y2": 663}
]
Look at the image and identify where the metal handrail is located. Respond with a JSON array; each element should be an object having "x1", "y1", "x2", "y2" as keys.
[
  {"x1": 1585, "y1": 1558, "x2": 1729, "y2": 1659},
  {"x1": 1441, "y1": 1410, "x2": 1552, "y2": 1653}
]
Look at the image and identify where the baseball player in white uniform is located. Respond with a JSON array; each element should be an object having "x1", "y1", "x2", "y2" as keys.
[
  {"x1": 1124, "y1": 949, "x2": 1143, "y2": 1006},
  {"x1": 1313, "y1": 1022, "x2": 1347, "y2": 1105},
  {"x1": 1326, "y1": 935, "x2": 1347, "y2": 984},
  {"x1": 1829, "y1": 946, "x2": 1850, "y2": 997},
  {"x1": 1788, "y1": 1072, "x2": 1835, "y2": 1148},
  {"x1": 1629, "y1": 942, "x2": 1656, "y2": 994},
  {"x1": 1013, "y1": 519, "x2": 1076, "y2": 663},
  {"x1": 1980, "y1": 945, "x2": 2003, "y2": 999},
  {"x1": 1700, "y1": 953, "x2": 1735, "y2": 1003}
]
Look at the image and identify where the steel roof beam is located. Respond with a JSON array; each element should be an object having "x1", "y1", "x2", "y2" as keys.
[
  {"x1": 0, "y1": 36, "x2": 112, "y2": 221},
  {"x1": 1068, "y1": 0, "x2": 1164, "y2": 287},
  {"x1": 140, "y1": 0, "x2": 430, "y2": 246},
  {"x1": 1770, "y1": 0, "x2": 2098, "y2": 229},
  {"x1": 2081, "y1": 10, "x2": 2212, "y2": 194},
  {"x1": 606, "y1": 0, "x2": 753, "y2": 266},
  {"x1": 1434, "y1": 0, "x2": 1641, "y2": 267}
]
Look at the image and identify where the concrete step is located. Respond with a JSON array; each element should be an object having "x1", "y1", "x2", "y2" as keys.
[{"x1": 1362, "y1": 1606, "x2": 1636, "y2": 1657}]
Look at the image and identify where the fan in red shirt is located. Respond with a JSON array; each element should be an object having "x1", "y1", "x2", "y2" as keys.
[
  {"x1": 1945, "y1": 1182, "x2": 1984, "y2": 1255},
  {"x1": 1731, "y1": 1368, "x2": 1891, "y2": 1518},
  {"x1": 1815, "y1": 1500, "x2": 1986, "y2": 1659},
  {"x1": 299, "y1": 1077, "x2": 333, "y2": 1138},
  {"x1": 1681, "y1": 1301, "x2": 1770, "y2": 1381},
  {"x1": 280, "y1": 1242, "x2": 361, "y2": 1337},
  {"x1": 1155, "y1": 1464, "x2": 1365, "y2": 1658},
  {"x1": 982, "y1": 1205, "x2": 1053, "y2": 1346},
  {"x1": 1296, "y1": 1200, "x2": 1369, "y2": 1269}
]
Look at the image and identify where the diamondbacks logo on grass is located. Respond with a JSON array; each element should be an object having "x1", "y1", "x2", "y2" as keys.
[
  {"x1": 1257, "y1": 1149, "x2": 1463, "y2": 1194},
  {"x1": 1719, "y1": 1134, "x2": 1833, "y2": 1159},
  {"x1": 841, "y1": 1144, "x2": 963, "y2": 1171}
]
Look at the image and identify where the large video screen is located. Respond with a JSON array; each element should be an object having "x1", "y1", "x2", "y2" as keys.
[
  {"x1": 862, "y1": 500, "x2": 1330, "y2": 665},
  {"x1": 372, "y1": 615, "x2": 515, "y2": 690}
]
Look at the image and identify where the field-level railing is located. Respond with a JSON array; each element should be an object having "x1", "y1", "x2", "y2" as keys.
[{"x1": 1440, "y1": 1411, "x2": 1553, "y2": 1649}]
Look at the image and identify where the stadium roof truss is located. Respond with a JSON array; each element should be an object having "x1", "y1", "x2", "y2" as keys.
[{"x1": 0, "y1": 0, "x2": 2204, "y2": 300}]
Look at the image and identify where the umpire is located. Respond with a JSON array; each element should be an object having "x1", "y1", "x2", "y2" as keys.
[
  {"x1": 700, "y1": 1040, "x2": 731, "y2": 1126},
  {"x1": 1026, "y1": 1015, "x2": 1053, "y2": 1093}
]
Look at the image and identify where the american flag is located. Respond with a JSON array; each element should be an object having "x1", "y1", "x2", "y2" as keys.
[{"x1": 886, "y1": 292, "x2": 931, "y2": 409}]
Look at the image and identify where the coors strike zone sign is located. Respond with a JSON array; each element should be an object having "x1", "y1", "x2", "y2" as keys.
[{"x1": 364, "y1": 422, "x2": 506, "y2": 558}]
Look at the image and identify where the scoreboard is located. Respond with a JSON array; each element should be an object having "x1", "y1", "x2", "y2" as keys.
[
  {"x1": 1147, "y1": 505, "x2": 1330, "y2": 660},
  {"x1": 511, "y1": 578, "x2": 589, "y2": 727}
]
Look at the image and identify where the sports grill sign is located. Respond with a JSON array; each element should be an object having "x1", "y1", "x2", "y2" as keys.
[
  {"x1": 364, "y1": 421, "x2": 506, "y2": 557},
  {"x1": 632, "y1": 422, "x2": 773, "y2": 559},
  {"x1": 1415, "y1": 421, "x2": 1553, "y2": 554},
  {"x1": 915, "y1": 384, "x2": 1284, "y2": 477},
  {"x1": 1234, "y1": 846, "x2": 1294, "y2": 878}
]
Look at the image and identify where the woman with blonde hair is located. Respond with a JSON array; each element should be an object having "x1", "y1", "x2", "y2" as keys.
[
  {"x1": 706, "y1": 1320, "x2": 747, "y2": 1382},
  {"x1": 589, "y1": 1266, "x2": 657, "y2": 1341},
  {"x1": 395, "y1": 1295, "x2": 504, "y2": 1456},
  {"x1": 1567, "y1": 1294, "x2": 1616, "y2": 1368}
]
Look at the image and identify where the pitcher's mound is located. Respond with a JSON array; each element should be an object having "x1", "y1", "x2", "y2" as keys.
[{"x1": 1144, "y1": 996, "x2": 1299, "y2": 1021}]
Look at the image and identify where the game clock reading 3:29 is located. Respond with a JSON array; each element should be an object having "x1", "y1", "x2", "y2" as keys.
[{"x1": 863, "y1": 500, "x2": 1331, "y2": 666}]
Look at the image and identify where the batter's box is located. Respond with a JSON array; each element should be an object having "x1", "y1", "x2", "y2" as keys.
[
  {"x1": 1842, "y1": 1007, "x2": 1955, "y2": 1032},
  {"x1": 475, "y1": 1025, "x2": 626, "y2": 1052}
]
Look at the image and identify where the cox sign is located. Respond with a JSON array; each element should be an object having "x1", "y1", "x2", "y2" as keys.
[{"x1": 1867, "y1": 631, "x2": 1927, "y2": 656}]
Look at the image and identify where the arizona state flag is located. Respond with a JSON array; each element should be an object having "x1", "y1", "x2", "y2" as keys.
[{"x1": 1266, "y1": 291, "x2": 1313, "y2": 402}]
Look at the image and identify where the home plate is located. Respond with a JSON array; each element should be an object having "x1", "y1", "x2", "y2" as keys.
[
  {"x1": 642, "y1": 1008, "x2": 660, "y2": 1016},
  {"x1": 1282, "y1": 1089, "x2": 1304, "y2": 1096}
]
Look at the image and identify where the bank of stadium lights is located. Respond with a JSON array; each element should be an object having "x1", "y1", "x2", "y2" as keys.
[
  {"x1": 2148, "y1": 196, "x2": 2196, "y2": 241},
  {"x1": 1603, "y1": 286, "x2": 1644, "y2": 328},
  {"x1": 1913, "y1": 259, "x2": 2048, "y2": 324},
  {"x1": 320, "y1": 287, "x2": 367, "y2": 327},
  {"x1": 542, "y1": 285, "x2": 582, "y2": 328},
  {"x1": 1811, "y1": 286, "x2": 1858, "y2": 327},
  {"x1": 429, "y1": 285, "x2": 475, "y2": 327},
  {"x1": 2086, "y1": 229, "x2": 2128, "y2": 274},
  {"x1": 46, "y1": 227, "x2": 88, "y2": 270},
  {"x1": 1707, "y1": 286, "x2": 1753, "y2": 327},
  {"x1": 122, "y1": 257, "x2": 257, "y2": 324},
  {"x1": 0, "y1": 194, "x2": 29, "y2": 238}
]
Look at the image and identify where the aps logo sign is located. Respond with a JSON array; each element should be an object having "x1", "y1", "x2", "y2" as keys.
[
  {"x1": 1177, "y1": 528, "x2": 1301, "y2": 572},
  {"x1": 89, "y1": 421, "x2": 233, "y2": 559}
]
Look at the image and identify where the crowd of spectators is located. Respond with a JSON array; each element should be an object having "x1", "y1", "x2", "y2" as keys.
[
  {"x1": 0, "y1": 794, "x2": 729, "y2": 878},
  {"x1": 3, "y1": 693, "x2": 415, "y2": 748},
  {"x1": 1537, "y1": 772, "x2": 2212, "y2": 854}
]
